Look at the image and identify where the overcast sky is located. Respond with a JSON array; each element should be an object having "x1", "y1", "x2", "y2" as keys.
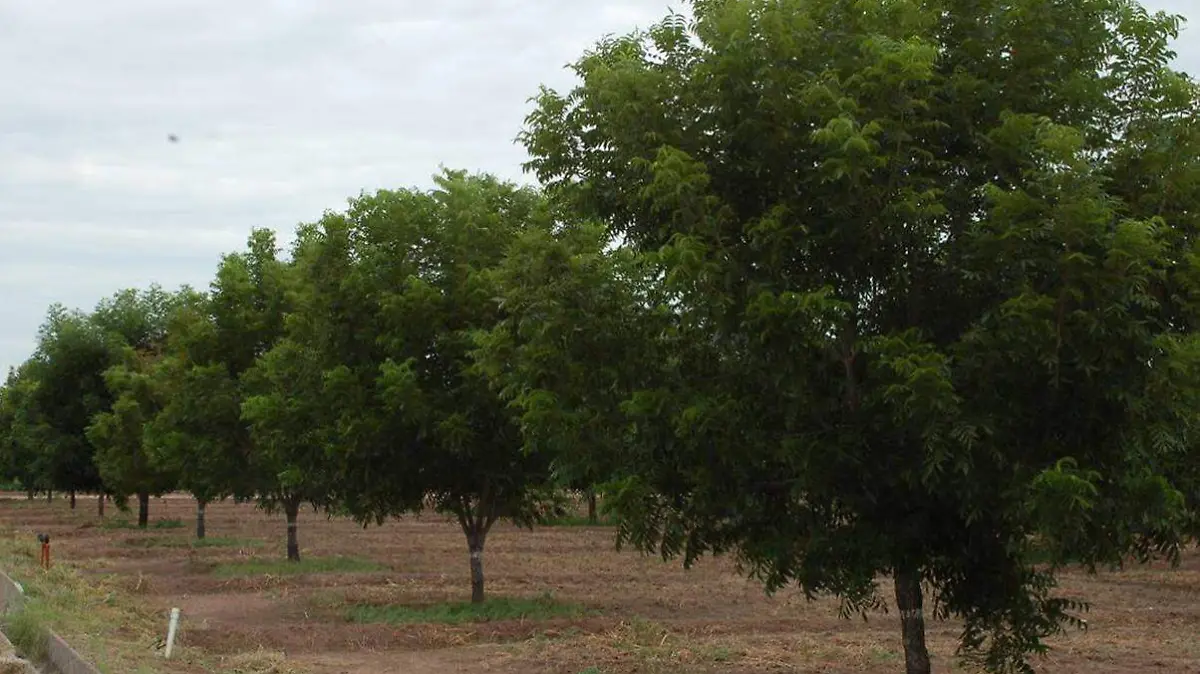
[{"x1": 1, "y1": 0, "x2": 1197, "y2": 374}]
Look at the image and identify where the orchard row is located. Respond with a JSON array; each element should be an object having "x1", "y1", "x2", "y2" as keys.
[{"x1": 3, "y1": 2, "x2": 1200, "y2": 673}]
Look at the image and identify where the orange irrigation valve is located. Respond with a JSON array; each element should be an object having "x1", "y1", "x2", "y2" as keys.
[{"x1": 37, "y1": 532, "x2": 50, "y2": 570}]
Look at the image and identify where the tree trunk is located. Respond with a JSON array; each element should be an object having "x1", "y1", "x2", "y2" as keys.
[
  {"x1": 467, "y1": 528, "x2": 487, "y2": 604},
  {"x1": 25, "y1": 489, "x2": 33, "y2": 501},
  {"x1": 137, "y1": 492, "x2": 150, "y2": 528},
  {"x1": 196, "y1": 500, "x2": 207, "y2": 540},
  {"x1": 46, "y1": 490, "x2": 52, "y2": 503},
  {"x1": 97, "y1": 493, "x2": 105, "y2": 517},
  {"x1": 894, "y1": 568, "x2": 932, "y2": 674},
  {"x1": 69, "y1": 490, "x2": 76, "y2": 510},
  {"x1": 586, "y1": 489, "x2": 598, "y2": 524},
  {"x1": 284, "y1": 498, "x2": 300, "y2": 562}
]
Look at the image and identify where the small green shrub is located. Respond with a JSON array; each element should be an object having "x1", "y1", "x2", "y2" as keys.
[{"x1": 2, "y1": 607, "x2": 49, "y2": 662}]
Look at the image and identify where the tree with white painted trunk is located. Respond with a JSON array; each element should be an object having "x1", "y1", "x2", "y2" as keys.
[
  {"x1": 0, "y1": 365, "x2": 49, "y2": 505},
  {"x1": 87, "y1": 287, "x2": 185, "y2": 528},
  {"x1": 144, "y1": 234, "x2": 285, "y2": 540},
  {"x1": 3, "y1": 307, "x2": 110, "y2": 507},
  {"x1": 143, "y1": 323, "x2": 253, "y2": 540},
  {"x1": 286, "y1": 172, "x2": 563, "y2": 603},
  {"x1": 143, "y1": 349, "x2": 239, "y2": 539},
  {"x1": 488, "y1": 1, "x2": 1200, "y2": 672},
  {"x1": 237, "y1": 229, "x2": 338, "y2": 562},
  {"x1": 240, "y1": 336, "x2": 335, "y2": 563}
]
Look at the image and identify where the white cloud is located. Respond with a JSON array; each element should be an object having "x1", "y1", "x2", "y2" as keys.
[
  {"x1": 0, "y1": 221, "x2": 245, "y2": 254},
  {"x1": 0, "y1": 0, "x2": 691, "y2": 371},
  {"x1": 0, "y1": 0, "x2": 1195, "y2": 372}
]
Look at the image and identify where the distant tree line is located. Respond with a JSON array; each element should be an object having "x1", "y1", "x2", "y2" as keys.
[
  {"x1": 0, "y1": 174, "x2": 569, "y2": 607},
  {"x1": 2, "y1": 1, "x2": 1199, "y2": 673}
]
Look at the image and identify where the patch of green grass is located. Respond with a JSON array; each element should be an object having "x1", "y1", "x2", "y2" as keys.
[
  {"x1": 541, "y1": 514, "x2": 616, "y2": 527},
  {"x1": 347, "y1": 593, "x2": 591, "y2": 625},
  {"x1": 870, "y1": 647, "x2": 900, "y2": 662},
  {"x1": 210, "y1": 555, "x2": 386, "y2": 578},
  {"x1": 121, "y1": 536, "x2": 263, "y2": 550},
  {"x1": 100, "y1": 518, "x2": 184, "y2": 531},
  {"x1": 120, "y1": 535, "x2": 185, "y2": 548},
  {"x1": 99, "y1": 518, "x2": 134, "y2": 530},
  {"x1": 709, "y1": 646, "x2": 734, "y2": 662},
  {"x1": 1, "y1": 605, "x2": 50, "y2": 661}
]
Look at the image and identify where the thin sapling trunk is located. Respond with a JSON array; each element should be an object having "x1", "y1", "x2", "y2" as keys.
[
  {"x1": 97, "y1": 493, "x2": 105, "y2": 517},
  {"x1": 586, "y1": 489, "x2": 598, "y2": 524},
  {"x1": 456, "y1": 495, "x2": 499, "y2": 604},
  {"x1": 468, "y1": 528, "x2": 486, "y2": 604},
  {"x1": 894, "y1": 568, "x2": 932, "y2": 674},
  {"x1": 137, "y1": 491, "x2": 150, "y2": 528},
  {"x1": 69, "y1": 490, "x2": 76, "y2": 510},
  {"x1": 196, "y1": 499, "x2": 207, "y2": 540},
  {"x1": 284, "y1": 497, "x2": 301, "y2": 562}
]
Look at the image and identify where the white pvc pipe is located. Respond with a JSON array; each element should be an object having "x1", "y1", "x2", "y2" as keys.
[{"x1": 164, "y1": 607, "x2": 181, "y2": 658}]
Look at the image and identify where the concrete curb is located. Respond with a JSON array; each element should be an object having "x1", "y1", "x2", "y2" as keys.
[
  {"x1": 44, "y1": 635, "x2": 98, "y2": 674},
  {"x1": 0, "y1": 570, "x2": 100, "y2": 674}
]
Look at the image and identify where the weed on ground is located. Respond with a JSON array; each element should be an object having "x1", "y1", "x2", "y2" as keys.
[
  {"x1": 100, "y1": 518, "x2": 184, "y2": 531},
  {"x1": 540, "y1": 514, "x2": 617, "y2": 527},
  {"x1": 347, "y1": 593, "x2": 591, "y2": 625},
  {"x1": 121, "y1": 536, "x2": 263, "y2": 550},
  {"x1": 210, "y1": 556, "x2": 386, "y2": 578}
]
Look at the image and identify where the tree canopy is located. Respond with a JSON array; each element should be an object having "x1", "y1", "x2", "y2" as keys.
[
  {"x1": 483, "y1": 0, "x2": 1200, "y2": 672},
  {"x1": 86, "y1": 286, "x2": 187, "y2": 526},
  {"x1": 22, "y1": 305, "x2": 112, "y2": 502},
  {"x1": 0, "y1": 364, "x2": 50, "y2": 496},
  {"x1": 271, "y1": 170, "x2": 565, "y2": 600},
  {"x1": 144, "y1": 231, "x2": 288, "y2": 539}
]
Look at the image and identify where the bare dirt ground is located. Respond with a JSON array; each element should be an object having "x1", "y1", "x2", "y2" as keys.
[{"x1": 0, "y1": 494, "x2": 1196, "y2": 673}]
